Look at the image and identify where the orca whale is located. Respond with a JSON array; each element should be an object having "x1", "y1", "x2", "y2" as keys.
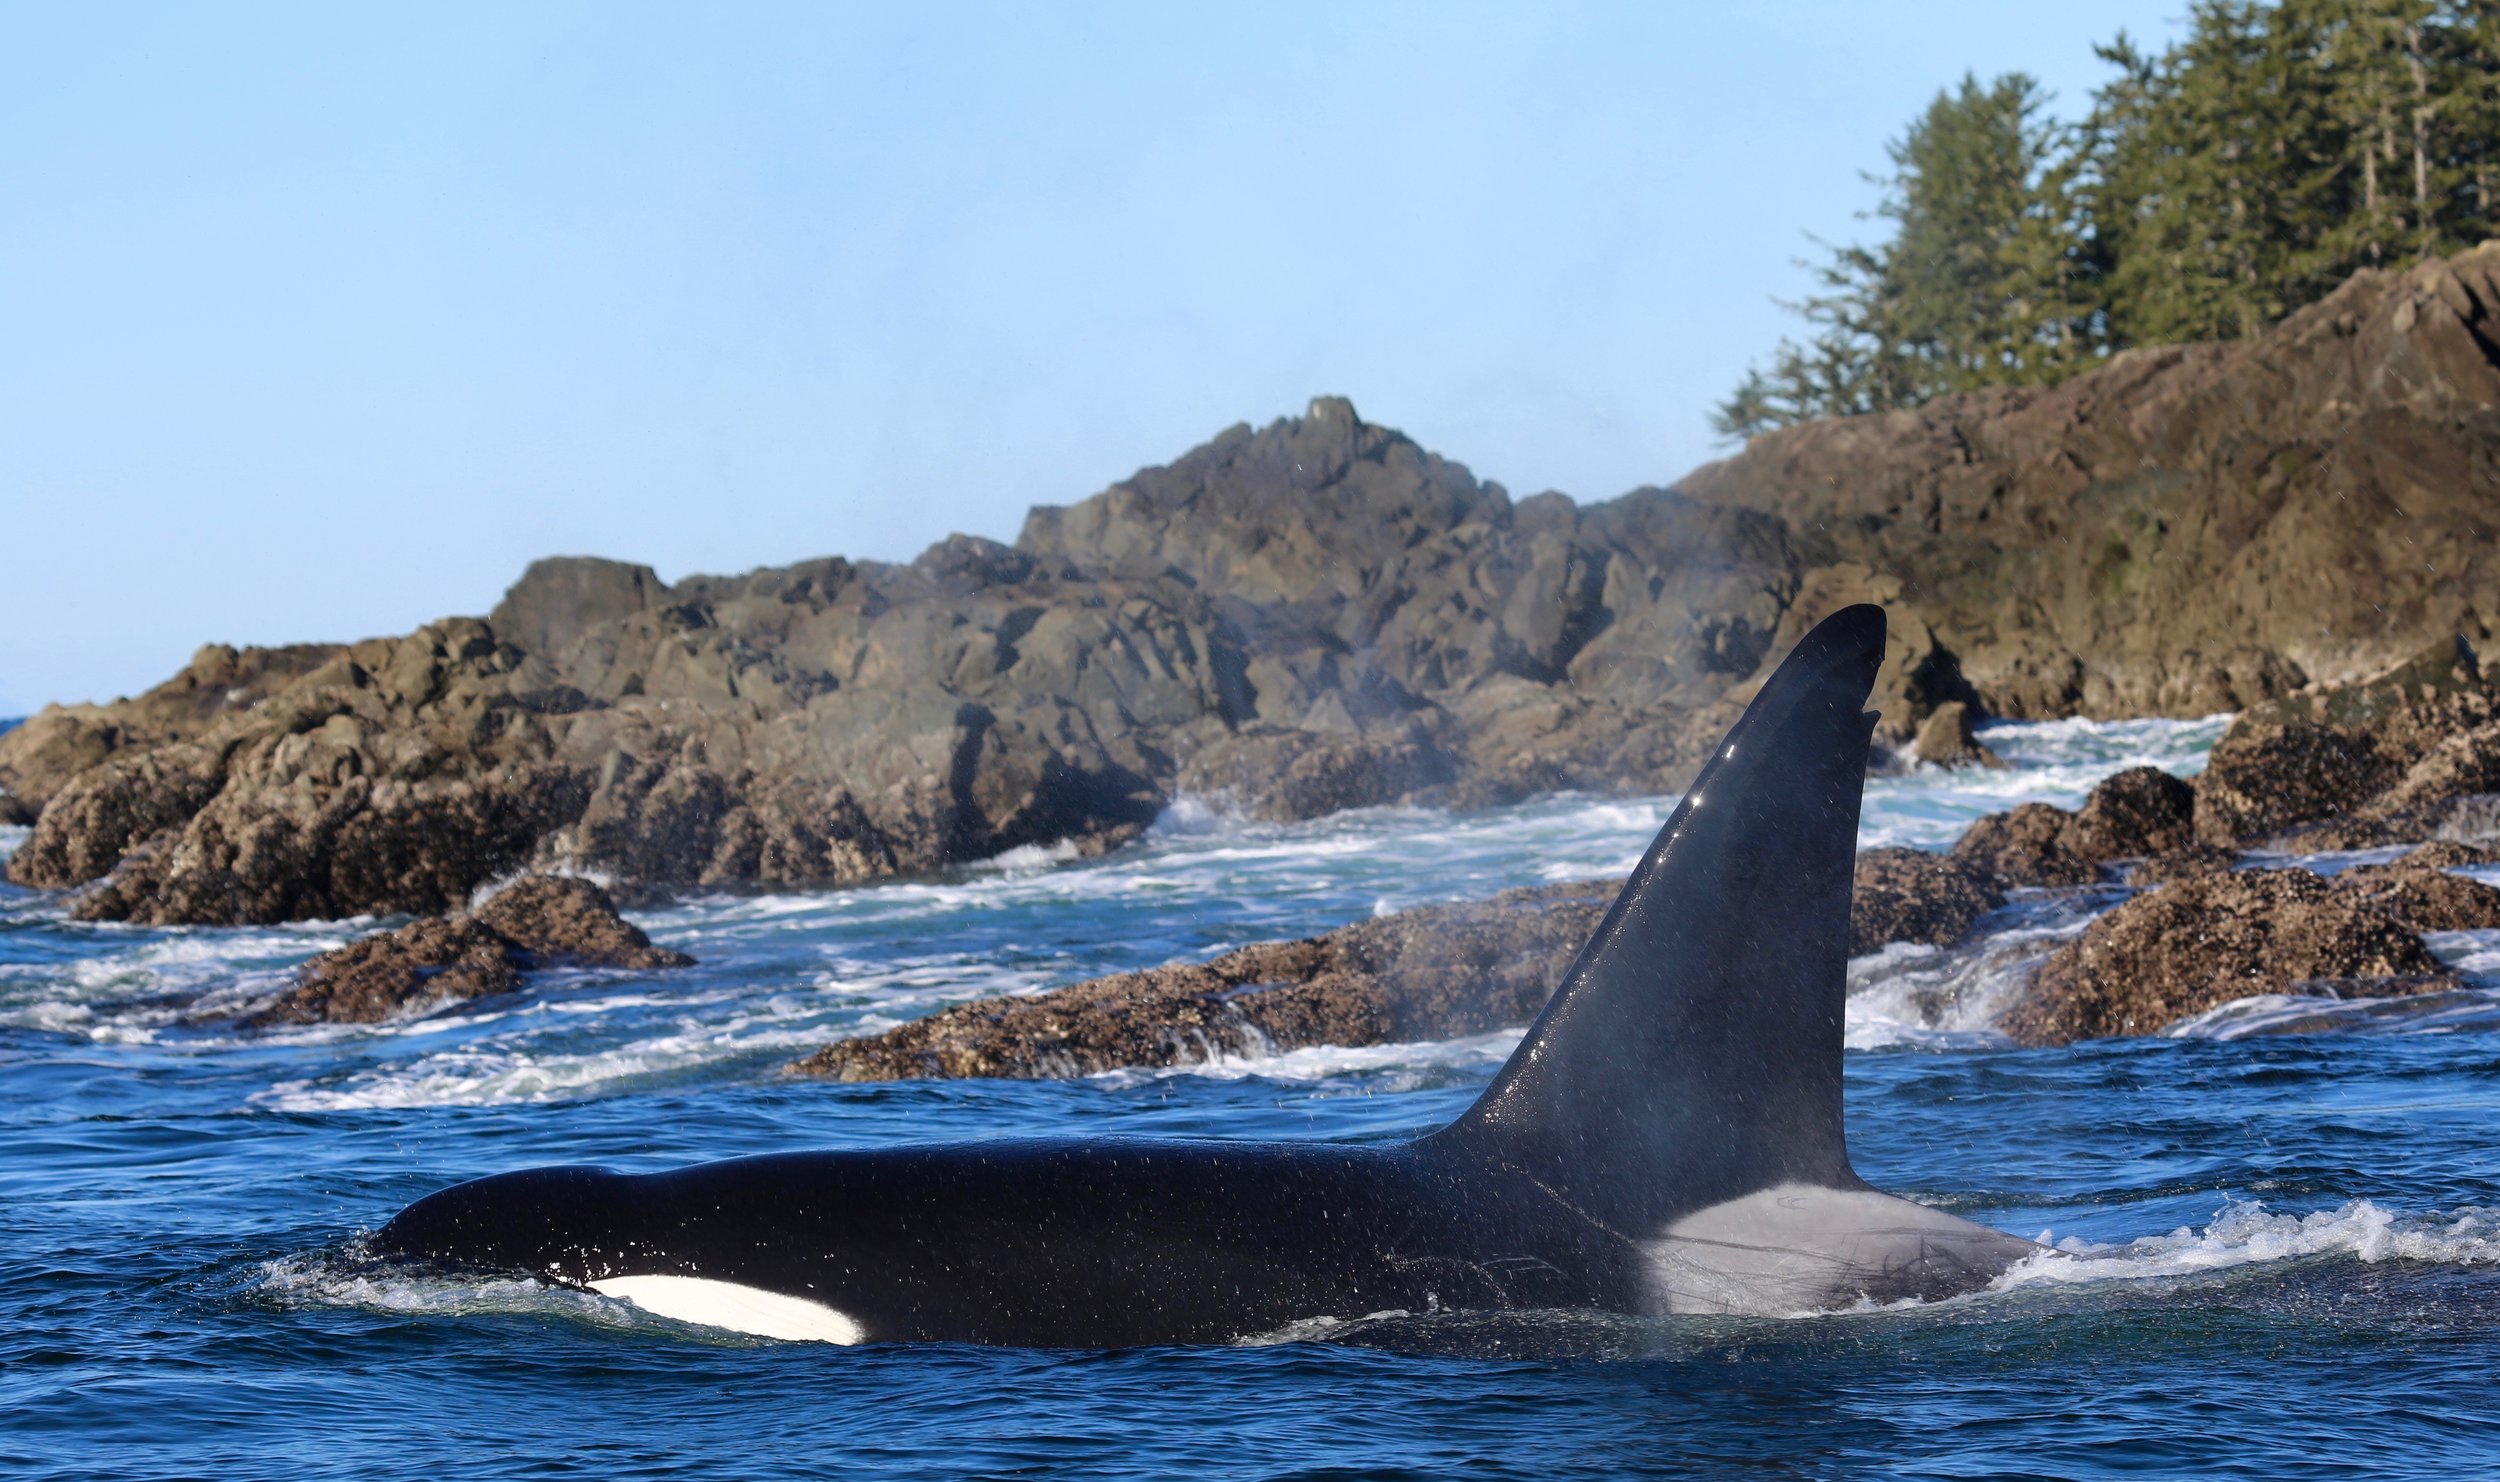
[{"x1": 369, "y1": 603, "x2": 2037, "y2": 1345}]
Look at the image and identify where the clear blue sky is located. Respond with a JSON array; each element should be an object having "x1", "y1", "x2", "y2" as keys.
[{"x1": 0, "y1": 1, "x2": 2185, "y2": 714}]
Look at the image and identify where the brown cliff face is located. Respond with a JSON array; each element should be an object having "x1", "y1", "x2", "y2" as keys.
[{"x1": 1677, "y1": 244, "x2": 2500, "y2": 720}]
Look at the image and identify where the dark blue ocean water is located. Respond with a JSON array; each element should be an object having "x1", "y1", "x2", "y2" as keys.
[{"x1": 9, "y1": 713, "x2": 2500, "y2": 1479}]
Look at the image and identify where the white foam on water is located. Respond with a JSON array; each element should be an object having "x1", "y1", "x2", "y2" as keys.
[
  {"x1": 1149, "y1": 794, "x2": 1249, "y2": 837},
  {"x1": 1977, "y1": 712, "x2": 2234, "y2": 774},
  {"x1": 0, "y1": 922, "x2": 359, "y2": 1039},
  {"x1": 0, "y1": 823, "x2": 27, "y2": 866},
  {"x1": 1843, "y1": 913, "x2": 2099, "y2": 1049},
  {"x1": 464, "y1": 866, "x2": 618, "y2": 912},
  {"x1": 0, "y1": 710, "x2": 2262, "y2": 1108},
  {"x1": 1857, "y1": 713, "x2": 2230, "y2": 852},
  {"x1": 258, "y1": 1251, "x2": 602, "y2": 1320},
  {"x1": 1231, "y1": 1309, "x2": 1415, "y2": 1347},
  {"x1": 972, "y1": 838, "x2": 1086, "y2": 876},
  {"x1": 2164, "y1": 987, "x2": 2500, "y2": 1040},
  {"x1": 257, "y1": 1251, "x2": 781, "y2": 1344},
  {"x1": 252, "y1": 1014, "x2": 836, "y2": 1110},
  {"x1": 1095, "y1": 1028, "x2": 1525, "y2": 1090},
  {"x1": 1993, "y1": 1199, "x2": 2500, "y2": 1292},
  {"x1": 2425, "y1": 926, "x2": 2500, "y2": 976}
]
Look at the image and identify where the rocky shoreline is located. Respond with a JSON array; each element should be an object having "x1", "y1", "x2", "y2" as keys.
[{"x1": 259, "y1": 631, "x2": 2500, "y2": 1061}]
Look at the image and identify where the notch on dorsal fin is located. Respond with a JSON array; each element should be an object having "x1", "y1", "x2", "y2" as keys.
[{"x1": 1429, "y1": 604, "x2": 1886, "y2": 1230}]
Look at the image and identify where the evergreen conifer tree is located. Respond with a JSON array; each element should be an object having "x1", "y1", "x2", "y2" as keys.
[{"x1": 1718, "y1": 0, "x2": 2500, "y2": 442}]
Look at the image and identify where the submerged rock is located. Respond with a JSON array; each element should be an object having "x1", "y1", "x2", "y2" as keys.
[
  {"x1": 795, "y1": 881, "x2": 1614, "y2": 1081},
  {"x1": 2124, "y1": 844, "x2": 2240, "y2": 885},
  {"x1": 2001, "y1": 866, "x2": 2475, "y2": 1046},
  {"x1": 256, "y1": 875, "x2": 693, "y2": 1025},
  {"x1": 800, "y1": 844, "x2": 2042, "y2": 1082},
  {"x1": 1910, "y1": 701, "x2": 2004, "y2": 769}
]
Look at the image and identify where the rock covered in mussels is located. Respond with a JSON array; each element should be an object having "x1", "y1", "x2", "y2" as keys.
[
  {"x1": 1950, "y1": 766, "x2": 2206, "y2": 887},
  {"x1": 2330, "y1": 843, "x2": 2500, "y2": 931},
  {"x1": 256, "y1": 875, "x2": 692, "y2": 1025},
  {"x1": 1849, "y1": 849, "x2": 2005, "y2": 956},
  {"x1": 2191, "y1": 636, "x2": 2500, "y2": 849},
  {"x1": 1949, "y1": 803, "x2": 2105, "y2": 887},
  {"x1": 2000, "y1": 859, "x2": 2500, "y2": 1046}
]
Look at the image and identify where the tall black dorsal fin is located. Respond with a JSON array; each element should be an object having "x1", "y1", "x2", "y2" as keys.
[{"x1": 1429, "y1": 604, "x2": 1885, "y2": 1230}]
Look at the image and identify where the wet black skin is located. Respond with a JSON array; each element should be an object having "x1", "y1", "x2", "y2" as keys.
[
  {"x1": 371, "y1": 605, "x2": 2003, "y2": 1345},
  {"x1": 373, "y1": 1138, "x2": 1640, "y2": 1347}
]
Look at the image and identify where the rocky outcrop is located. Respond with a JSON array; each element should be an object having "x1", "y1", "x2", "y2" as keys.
[
  {"x1": 9, "y1": 622, "x2": 601, "y2": 924},
  {"x1": 1910, "y1": 701, "x2": 2004, "y2": 769},
  {"x1": 255, "y1": 875, "x2": 692, "y2": 1025},
  {"x1": 2073, "y1": 767, "x2": 2201, "y2": 858},
  {"x1": 3, "y1": 402, "x2": 1830, "y2": 923},
  {"x1": 0, "y1": 643, "x2": 338, "y2": 828},
  {"x1": 17, "y1": 243, "x2": 2500, "y2": 925},
  {"x1": 2331, "y1": 842, "x2": 2500, "y2": 930},
  {"x1": 2001, "y1": 858, "x2": 2500, "y2": 1045},
  {"x1": 0, "y1": 403, "x2": 1828, "y2": 924},
  {"x1": 1949, "y1": 803, "x2": 2105, "y2": 887}
]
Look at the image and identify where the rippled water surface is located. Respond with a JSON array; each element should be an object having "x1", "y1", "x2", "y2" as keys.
[{"x1": 9, "y1": 712, "x2": 2500, "y2": 1477}]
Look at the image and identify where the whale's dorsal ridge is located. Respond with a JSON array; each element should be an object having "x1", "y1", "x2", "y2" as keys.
[{"x1": 1429, "y1": 603, "x2": 1887, "y2": 1232}]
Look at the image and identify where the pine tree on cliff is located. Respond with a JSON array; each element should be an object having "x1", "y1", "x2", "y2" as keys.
[
  {"x1": 2085, "y1": 4, "x2": 2337, "y2": 345},
  {"x1": 2089, "y1": 0, "x2": 2496, "y2": 340},
  {"x1": 1718, "y1": 0, "x2": 2500, "y2": 440},
  {"x1": 2443, "y1": 1, "x2": 2500, "y2": 238},
  {"x1": 1887, "y1": 73, "x2": 2107, "y2": 394},
  {"x1": 1713, "y1": 74, "x2": 2100, "y2": 440}
]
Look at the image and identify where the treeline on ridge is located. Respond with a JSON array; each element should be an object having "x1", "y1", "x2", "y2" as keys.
[{"x1": 1717, "y1": 0, "x2": 2500, "y2": 438}]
